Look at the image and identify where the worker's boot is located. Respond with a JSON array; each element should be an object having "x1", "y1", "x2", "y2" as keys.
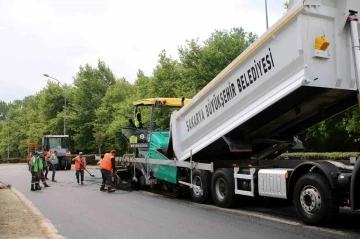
[
  {"x1": 43, "y1": 182, "x2": 50, "y2": 187},
  {"x1": 107, "y1": 187, "x2": 116, "y2": 193},
  {"x1": 81, "y1": 181, "x2": 84, "y2": 185},
  {"x1": 35, "y1": 183, "x2": 41, "y2": 190},
  {"x1": 77, "y1": 179, "x2": 79, "y2": 184},
  {"x1": 31, "y1": 184, "x2": 35, "y2": 191},
  {"x1": 100, "y1": 185, "x2": 106, "y2": 192}
]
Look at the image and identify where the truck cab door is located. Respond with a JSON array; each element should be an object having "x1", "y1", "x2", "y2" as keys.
[{"x1": 42, "y1": 137, "x2": 50, "y2": 151}]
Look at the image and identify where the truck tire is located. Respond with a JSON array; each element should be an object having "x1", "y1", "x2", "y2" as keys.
[
  {"x1": 117, "y1": 176, "x2": 133, "y2": 191},
  {"x1": 211, "y1": 168, "x2": 236, "y2": 208},
  {"x1": 293, "y1": 173, "x2": 339, "y2": 226},
  {"x1": 66, "y1": 159, "x2": 71, "y2": 170},
  {"x1": 58, "y1": 160, "x2": 65, "y2": 170},
  {"x1": 190, "y1": 169, "x2": 211, "y2": 203}
]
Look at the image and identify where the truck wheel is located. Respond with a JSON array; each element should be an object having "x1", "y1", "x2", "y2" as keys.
[
  {"x1": 117, "y1": 176, "x2": 133, "y2": 191},
  {"x1": 211, "y1": 168, "x2": 236, "y2": 208},
  {"x1": 293, "y1": 173, "x2": 339, "y2": 226},
  {"x1": 66, "y1": 159, "x2": 71, "y2": 170},
  {"x1": 190, "y1": 169, "x2": 211, "y2": 203},
  {"x1": 139, "y1": 175, "x2": 146, "y2": 189}
]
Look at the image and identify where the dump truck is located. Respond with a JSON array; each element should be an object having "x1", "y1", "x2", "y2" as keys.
[
  {"x1": 42, "y1": 135, "x2": 72, "y2": 170},
  {"x1": 118, "y1": 0, "x2": 360, "y2": 226}
]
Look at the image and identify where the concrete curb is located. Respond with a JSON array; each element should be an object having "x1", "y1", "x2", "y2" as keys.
[
  {"x1": 0, "y1": 163, "x2": 100, "y2": 169},
  {"x1": 11, "y1": 187, "x2": 64, "y2": 239}
]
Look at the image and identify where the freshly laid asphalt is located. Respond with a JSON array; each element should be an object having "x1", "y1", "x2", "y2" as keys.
[{"x1": 0, "y1": 164, "x2": 359, "y2": 239}]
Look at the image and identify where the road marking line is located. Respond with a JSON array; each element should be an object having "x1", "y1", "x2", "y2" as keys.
[
  {"x1": 11, "y1": 187, "x2": 65, "y2": 239},
  {"x1": 197, "y1": 204, "x2": 300, "y2": 226},
  {"x1": 138, "y1": 190, "x2": 350, "y2": 236},
  {"x1": 303, "y1": 225, "x2": 348, "y2": 237}
]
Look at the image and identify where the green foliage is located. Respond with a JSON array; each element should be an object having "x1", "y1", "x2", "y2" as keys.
[
  {"x1": 177, "y1": 27, "x2": 257, "y2": 97},
  {"x1": 0, "y1": 101, "x2": 8, "y2": 118},
  {"x1": 303, "y1": 106, "x2": 360, "y2": 152},
  {"x1": 0, "y1": 158, "x2": 28, "y2": 164},
  {"x1": 94, "y1": 78, "x2": 134, "y2": 153},
  {"x1": 68, "y1": 60, "x2": 116, "y2": 152},
  {"x1": 284, "y1": 1, "x2": 289, "y2": 10},
  {"x1": 276, "y1": 152, "x2": 359, "y2": 161}
]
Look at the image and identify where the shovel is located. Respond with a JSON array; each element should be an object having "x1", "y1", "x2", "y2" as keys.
[
  {"x1": 84, "y1": 168, "x2": 95, "y2": 177},
  {"x1": 77, "y1": 158, "x2": 95, "y2": 177}
]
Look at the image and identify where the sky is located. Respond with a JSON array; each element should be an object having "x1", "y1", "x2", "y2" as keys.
[{"x1": 0, "y1": 0, "x2": 286, "y2": 103}]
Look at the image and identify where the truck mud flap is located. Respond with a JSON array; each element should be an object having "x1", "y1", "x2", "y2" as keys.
[{"x1": 351, "y1": 158, "x2": 360, "y2": 211}]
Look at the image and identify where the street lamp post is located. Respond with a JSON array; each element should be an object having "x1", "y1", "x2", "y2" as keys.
[
  {"x1": 7, "y1": 116, "x2": 9, "y2": 159},
  {"x1": 1, "y1": 111, "x2": 11, "y2": 159},
  {"x1": 1, "y1": 109, "x2": 20, "y2": 159},
  {"x1": 43, "y1": 74, "x2": 86, "y2": 135},
  {"x1": 265, "y1": 0, "x2": 269, "y2": 30},
  {"x1": 0, "y1": 112, "x2": 6, "y2": 158},
  {"x1": 43, "y1": 74, "x2": 67, "y2": 135}
]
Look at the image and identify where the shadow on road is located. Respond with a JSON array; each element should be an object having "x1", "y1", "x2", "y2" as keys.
[
  {"x1": 138, "y1": 185, "x2": 360, "y2": 236},
  {"x1": 234, "y1": 197, "x2": 360, "y2": 235},
  {"x1": 86, "y1": 172, "x2": 360, "y2": 236}
]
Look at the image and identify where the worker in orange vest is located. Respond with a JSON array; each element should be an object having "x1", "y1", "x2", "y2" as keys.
[
  {"x1": 99, "y1": 150, "x2": 116, "y2": 192},
  {"x1": 72, "y1": 152, "x2": 86, "y2": 184}
]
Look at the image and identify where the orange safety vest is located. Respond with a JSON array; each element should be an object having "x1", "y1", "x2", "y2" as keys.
[
  {"x1": 74, "y1": 156, "x2": 86, "y2": 169},
  {"x1": 100, "y1": 153, "x2": 113, "y2": 171}
]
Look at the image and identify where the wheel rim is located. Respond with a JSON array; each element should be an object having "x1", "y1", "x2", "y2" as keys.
[
  {"x1": 300, "y1": 186, "x2": 322, "y2": 215},
  {"x1": 193, "y1": 175, "x2": 203, "y2": 196},
  {"x1": 215, "y1": 178, "x2": 227, "y2": 200}
]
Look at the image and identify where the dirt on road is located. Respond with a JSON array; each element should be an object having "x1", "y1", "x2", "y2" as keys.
[{"x1": 0, "y1": 182, "x2": 63, "y2": 239}]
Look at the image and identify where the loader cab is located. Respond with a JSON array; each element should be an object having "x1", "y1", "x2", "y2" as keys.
[
  {"x1": 121, "y1": 97, "x2": 190, "y2": 158},
  {"x1": 42, "y1": 135, "x2": 71, "y2": 157}
]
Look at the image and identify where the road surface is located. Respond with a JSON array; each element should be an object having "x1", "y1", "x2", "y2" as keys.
[{"x1": 0, "y1": 164, "x2": 359, "y2": 239}]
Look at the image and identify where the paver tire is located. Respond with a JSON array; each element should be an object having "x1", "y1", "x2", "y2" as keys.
[{"x1": 190, "y1": 169, "x2": 212, "y2": 203}]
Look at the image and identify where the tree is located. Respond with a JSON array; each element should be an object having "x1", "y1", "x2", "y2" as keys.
[
  {"x1": 178, "y1": 27, "x2": 257, "y2": 97},
  {"x1": 93, "y1": 131, "x2": 105, "y2": 155},
  {"x1": 93, "y1": 78, "x2": 134, "y2": 153},
  {"x1": 284, "y1": 1, "x2": 289, "y2": 10},
  {"x1": 68, "y1": 59, "x2": 117, "y2": 153},
  {"x1": 2, "y1": 18, "x2": 360, "y2": 157},
  {"x1": 37, "y1": 81, "x2": 71, "y2": 135},
  {"x1": 0, "y1": 101, "x2": 8, "y2": 117}
]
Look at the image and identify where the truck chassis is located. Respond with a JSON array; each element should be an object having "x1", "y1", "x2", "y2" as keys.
[{"x1": 115, "y1": 152, "x2": 359, "y2": 226}]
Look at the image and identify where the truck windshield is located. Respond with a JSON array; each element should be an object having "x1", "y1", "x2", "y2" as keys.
[{"x1": 49, "y1": 137, "x2": 68, "y2": 149}]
